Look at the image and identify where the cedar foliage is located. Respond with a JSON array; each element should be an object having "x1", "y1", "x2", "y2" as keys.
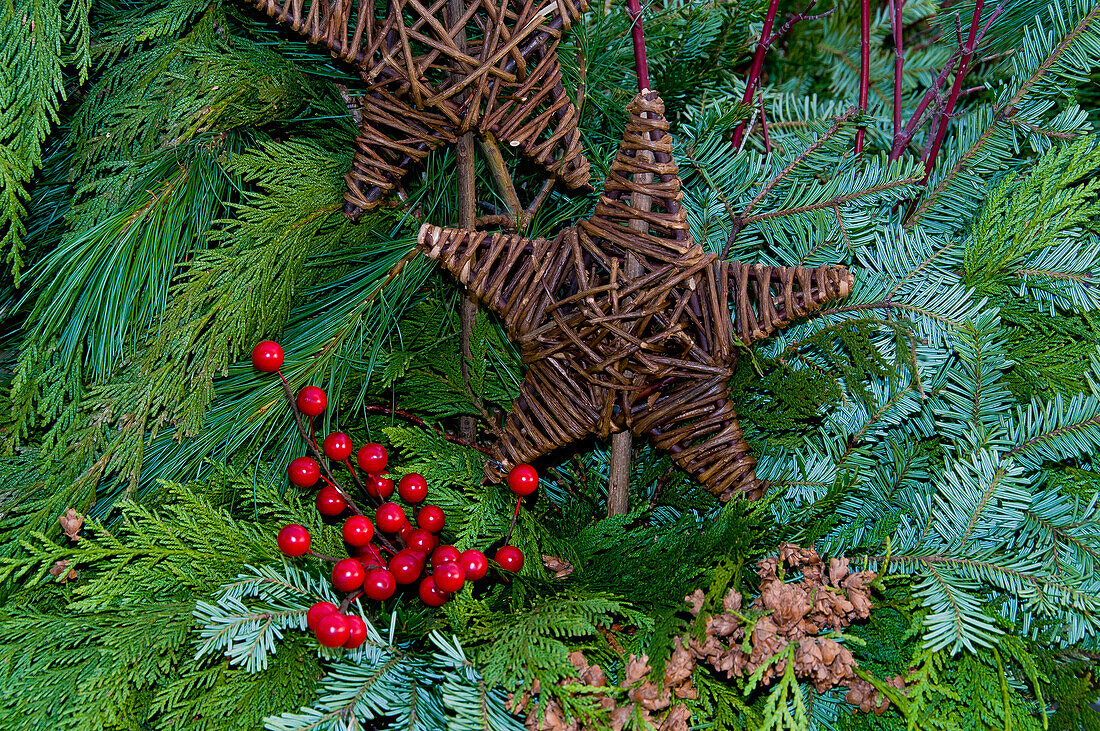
[{"x1": 2, "y1": 0, "x2": 1100, "y2": 729}]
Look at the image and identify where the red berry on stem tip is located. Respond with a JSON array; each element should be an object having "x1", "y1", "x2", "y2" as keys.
[
  {"x1": 341, "y1": 515, "x2": 374, "y2": 546},
  {"x1": 398, "y1": 473, "x2": 428, "y2": 503},
  {"x1": 367, "y1": 475, "x2": 394, "y2": 499},
  {"x1": 306, "y1": 601, "x2": 338, "y2": 631},
  {"x1": 357, "y1": 443, "x2": 388, "y2": 474},
  {"x1": 418, "y1": 576, "x2": 449, "y2": 607},
  {"x1": 507, "y1": 464, "x2": 539, "y2": 496},
  {"x1": 331, "y1": 558, "x2": 366, "y2": 592},
  {"x1": 460, "y1": 549, "x2": 489, "y2": 581},
  {"x1": 344, "y1": 615, "x2": 367, "y2": 649},
  {"x1": 405, "y1": 528, "x2": 435, "y2": 553},
  {"x1": 495, "y1": 545, "x2": 524, "y2": 572},
  {"x1": 417, "y1": 505, "x2": 445, "y2": 533},
  {"x1": 277, "y1": 524, "x2": 311, "y2": 556},
  {"x1": 316, "y1": 613, "x2": 350, "y2": 647},
  {"x1": 296, "y1": 386, "x2": 327, "y2": 417},
  {"x1": 363, "y1": 568, "x2": 397, "y2": 600},
  {"x1": 389, "y1": 551, "x2": 423, "y2": 584},
  {"x1": 375, "y1": 503, "x2": 405, "y2": 533},
  {"x1": 323, "y1": 432, "x2": 353, "y2": 461},
  {"x1": 288, "y1": 457, "x2": 320, "y2": 488},
  {"x1": 251, "y1": 341, "x2": 284, "y2": 372},
  {"x1": 316, "y1": 487, "x2": 347, "y2": 517},
  {"x1": 431, "y1": 544, "x2": 461, "y2": 567},
  {"x1": 433, "y1": 562, "x2": 465, "y2": 593}
]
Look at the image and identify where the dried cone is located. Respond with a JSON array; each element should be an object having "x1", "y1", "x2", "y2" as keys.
[
  {"x1": 511, "y1": 646, "x2": 695, "y2": 731},
  {"x1": 58, "y1": 508, "x2": 83, "y2": 541},
  {"x1": 684, "y1": 543, "x2": 900, "y2": 710}
]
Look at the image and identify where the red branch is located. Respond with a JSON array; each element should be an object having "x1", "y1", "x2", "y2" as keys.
[
  {"x1": 855, "y1": 0, "x2": 871, "y2": 153},
  {"x1": 890, "y1": 0, "x2": 905, "y2": 140},
  {"x1": 732, "y1": 0, "x2": 830, "y2": 149},
  {"x1": 921, "y1": 1, "x2": 1005, "y2": 179},
  {"x1": 732, "y1": 0, "x2": 781, "y2": 148},
  {"x1": 625, "y1": 0, "x2": 650, "y2": 92}
]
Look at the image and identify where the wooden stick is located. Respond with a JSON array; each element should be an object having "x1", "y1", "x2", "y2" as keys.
[
  {"x1": 449, "y1": 0, "x2": 479, "y2": 443},
  {"x1": 479, "y1": 132, "x2": 525, "y2": 230}
]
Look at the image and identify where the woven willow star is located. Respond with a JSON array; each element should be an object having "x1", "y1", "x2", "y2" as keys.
[
  {"x1": 415, "y1": 93, "x2": 853, "y2": 500},
  {"x1": 241, "y1": 0, "x2": 592, "y2": 217}
]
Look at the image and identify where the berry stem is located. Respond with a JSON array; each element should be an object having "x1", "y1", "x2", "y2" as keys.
[
  {"x1": 276, "y1": 368, "x2": 365, "y2": 516},
  {"x1": 342, "y1": 457, "x2": 381, "y2": 508},
  {"x1": 362, "y1": 403, "x2": 493, "y2": 454},
  {"x1": 308, "y1": 549, "x2": 341, "y2": 562},
  {"x1": 338, "y1": 590, "x2": 364, "y2": 613},
  {"x1": 503, "y1": 494, "x2": 522, "y2": 546}
]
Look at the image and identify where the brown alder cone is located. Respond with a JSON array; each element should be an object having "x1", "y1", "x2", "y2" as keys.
[
  {"x1": 512, "y1": 545, "x2": 904, "y2": 726},
  {"x1": 685, "y1": 543, "x2": 901, "y2": 713},
  {"x1": 58, "y1": 508, "x2": 83, "y2": 541},
  {"x1": 510, "y1": 645, "x2": 696, "y2": 731}
]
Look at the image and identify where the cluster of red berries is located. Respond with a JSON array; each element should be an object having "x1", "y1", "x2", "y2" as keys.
[{"x1": 254, "y1": 340, "x2": 539, "y2": 649}]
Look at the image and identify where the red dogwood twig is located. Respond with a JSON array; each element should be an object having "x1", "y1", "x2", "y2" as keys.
[
  {"x1": 890, "y1": 0, "x2": 906, "y2": 140},
  {"x1": 855, "y1": 0, "x2": 871, "y2": 153},
  {"x1": 731, "y1": 0, "x2": 780, "y2": 149},
  {"x1": 732, "y1": 0, "x2": 831, "y2": 149},
  {"x1": 625, "y1": 0, "x2": 650, "y2": 92},
  {"x1": 921, "y1": 1, "x2": 1005, "y2": 179}
]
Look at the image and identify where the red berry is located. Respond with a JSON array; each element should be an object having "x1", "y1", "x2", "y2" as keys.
[
  {"x1": 433, "y1": 562, "x2": 465, "y2": 592},
  {"x1": 251, "y1": 340, "x2": 284, "y2": 372},
  {"x1": 316, "y1": 613, "x2": 350, "y2": 647},
  {"x1": 398, "y1": 473, "x2": 428, "y2": 503},
  {"x1": 398, "y1": 520, "x2": 416, "y2": 542},
  {"x1": 417, "y1": 505, "x2": 445, "y2": 533},
  {"x1": 367, "y1": 475, "x2": 394, "y2": 499},
  {"x1": 341, "y1": 515, "x2": 375, "y2": 546},
  {"x1": 507, "y1": 464, "x2": 539, "y2": 496},
  {"x1": 288, "y1": 457, "x2": 320, "y2": 488},
  {"x1": 376, "y1": 503, "x2": 406, "y2": 533},
  {"x1": 405, "y1": 528, "x2": 436, "y2": 553},
  {"x1": 323, "y1": 432, "x2": 353, "y2": 461},
  {"x1": 431, "y1": 544, "x2": 461, "y2": 567},
  {"x1": 315, "y1": 487, "x2": 347, "y2": 517},
  {"x1": 418, "y1": 576, "x2": 449, "y2": 607},
  {"x1": 363, "y1": 568, "x2": 397, "y2": 600},
  {"x1": 460, "y1": 549, "x2": 489, "y2": 581},
  {"x1": 331, "y1": 558, "x2": 365, "y2": 592},
  {"x1": 344, "y1": 614, "x2": 368, "y2": 649},
  {"x1": 277, "y1": 524, "x2": 311, "y2": 556},
  {"x1": 389, "y1": 551, "x2": 423, "y2": 584},
  {"x1": 296, "y1": 386, "x2": 327, "y2": 417},
  {"x1": 495, "y1": 545, "x2": 524, "y2": 572},
  {"x1": 306, "y1": 601, "x2": 338, "y2": 631},
  {"x1": 357, "y1": 443, "x2": 388, "y2": 474}
]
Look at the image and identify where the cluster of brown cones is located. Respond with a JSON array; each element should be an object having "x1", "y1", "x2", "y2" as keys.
[
  {"x1": 517, "y1": 544, "x2": 905, "y2": 728},
  {"x1": 510, "y1": 645, "x2": 696, "y2": 731}
]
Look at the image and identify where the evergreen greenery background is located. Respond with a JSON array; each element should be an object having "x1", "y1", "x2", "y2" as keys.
[{"x1": 1, "y1": 0, "x2": 1100, "y2": 728}]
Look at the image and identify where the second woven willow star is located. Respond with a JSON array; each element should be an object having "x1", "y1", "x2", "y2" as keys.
[
  {"x1": 241, "y1": 0, "x2": 592, "y2": 216},
  {"x1": 416, "y1": 93, "x2": 853, "y2": 501}
]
